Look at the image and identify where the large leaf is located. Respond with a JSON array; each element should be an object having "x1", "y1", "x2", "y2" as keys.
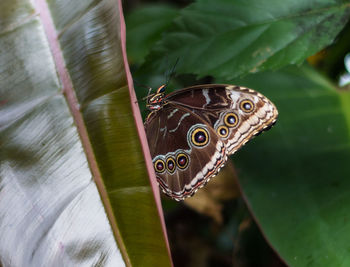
[
  {"x1": 231, "y1": 65, "x2": 350, "y2": 266},
  {"x1": 0, "y1": 0, "x2": 172, "y2": 266},
  {"x1": 137, "y1": 0, "x2": 350, "y2": 80}
]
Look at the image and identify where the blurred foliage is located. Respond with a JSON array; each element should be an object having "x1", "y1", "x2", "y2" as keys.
[
  {"x1": 308, "y1": 21, "x2": 350, "y2": 82},
  {"x1": 126, "y1": 5, "x2": 178, "y2": 63},
  {"x1": 126, "y1": 0, "x2": 350, "y2": 266}
]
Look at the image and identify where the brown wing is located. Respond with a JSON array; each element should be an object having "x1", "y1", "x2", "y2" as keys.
[
  {"x1": 145, "y1": 103, "x2": 227, "y2": 201},
  {"x1": 166, "y1": 84, "x2": 278, "y2": 155}
]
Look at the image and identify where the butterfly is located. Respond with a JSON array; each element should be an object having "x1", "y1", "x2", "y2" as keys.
[{"x1": 144, "y1": 84, "x2": 278, "y2": 201}]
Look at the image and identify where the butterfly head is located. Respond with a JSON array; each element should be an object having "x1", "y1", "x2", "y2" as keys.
[{"x1": 146, "y1": 84, "x2": 166, "y2": 111}]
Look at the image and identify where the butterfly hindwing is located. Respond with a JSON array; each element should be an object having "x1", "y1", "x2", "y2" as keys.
[{"x1": 145, "y1": 103, "x2": 227, "y2": 200}]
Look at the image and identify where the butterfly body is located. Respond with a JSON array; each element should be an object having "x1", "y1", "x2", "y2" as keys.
[{"x1": 145, "y1": 84, "x2": 278, "y2": 201}]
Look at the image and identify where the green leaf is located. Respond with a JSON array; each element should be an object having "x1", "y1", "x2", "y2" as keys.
[
  {"x1": 139, "y1": 0, "x2": 350, "y2": 80},
  {"x1": 126, "y1": 5, "x2": 178, "y2": 63},
  {"x1": 232, "y1": 65, "x2": 350, "y2": 266},
  {"x1": 0, "y1": 0, "x2": 172, "y2": 266}
]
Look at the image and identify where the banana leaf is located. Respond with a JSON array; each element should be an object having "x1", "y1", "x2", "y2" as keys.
[{"x1": 0, "y1": 0, "x2": 172, "y2": 266}]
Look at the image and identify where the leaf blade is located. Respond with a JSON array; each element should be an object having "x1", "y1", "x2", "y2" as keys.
[
  {"x1": 0, "y1": 0, "x2": 172, "y2": 266},
  {"x1": 138, "y1": 0, "x2": 350, "y2": 79},
  {"x1": 233, "y1": 65, "x2": 350, "y2": 266}
]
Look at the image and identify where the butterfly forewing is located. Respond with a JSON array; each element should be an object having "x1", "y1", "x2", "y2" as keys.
[{"x1": 145, "y1": 84, "x2": 278, "y2": 200}]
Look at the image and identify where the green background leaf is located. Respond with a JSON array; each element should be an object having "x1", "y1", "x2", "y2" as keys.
[
  {"x1": 232, "y1": 65, "x2": 350, "y2": 266},
  {"x1": 137, "y1": 0, "x2": 350, "y2": 80},
  {"x1": 126, "y1": 5, "x2": 178, "y2": 63}
]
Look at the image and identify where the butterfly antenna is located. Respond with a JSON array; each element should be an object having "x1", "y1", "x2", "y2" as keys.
[{"x1": 165, "y1": 58, "x2": 180, "y2": 88}]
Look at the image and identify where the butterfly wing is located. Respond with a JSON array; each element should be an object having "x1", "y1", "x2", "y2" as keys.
[
  {"x1": 145, "y1": 103, "x2": 227, "y2": 200},
  {"x1": 166, "y1": 84, "x2": 278, "y2": 155}
]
